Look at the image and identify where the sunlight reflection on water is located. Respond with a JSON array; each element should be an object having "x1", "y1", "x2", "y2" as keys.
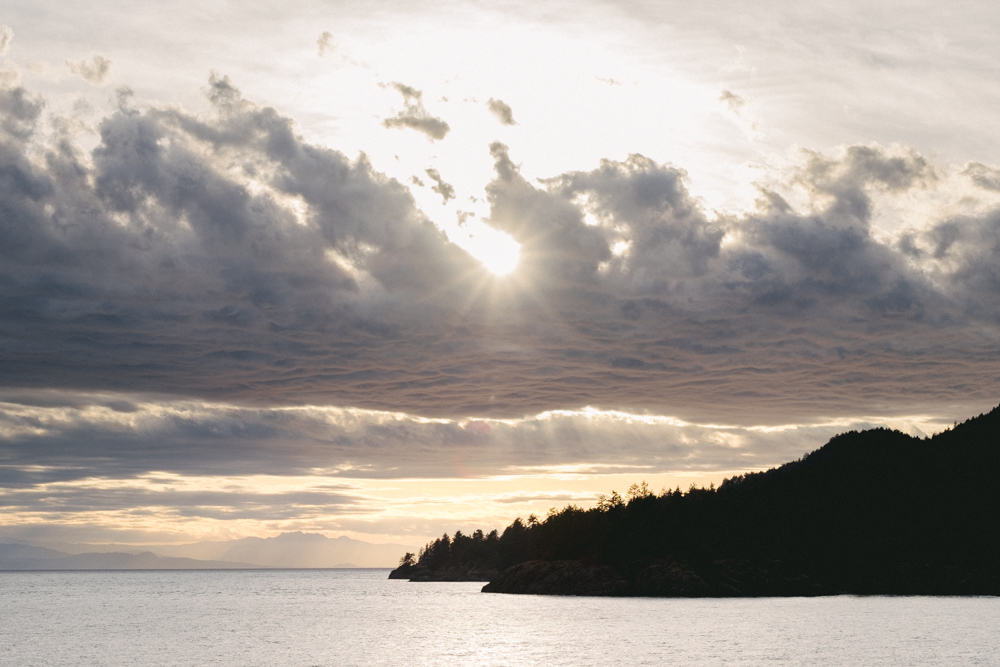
[{"x1": 1, "y1": 569, "x2": 998, "y2": 666}]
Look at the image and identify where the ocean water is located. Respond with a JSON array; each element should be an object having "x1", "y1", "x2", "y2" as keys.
[{"x1": 1, "y1": 569, "x2": 998, "y2": 666}]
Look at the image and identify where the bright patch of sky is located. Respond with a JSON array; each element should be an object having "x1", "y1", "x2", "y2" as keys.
[{"x1": 2, "y1": 0, "x2": 1000, "y2": 546}]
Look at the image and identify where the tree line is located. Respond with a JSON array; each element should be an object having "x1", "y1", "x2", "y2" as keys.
[{"x1": 397, "y1": 404, "x2": 1000, "y2": 595}]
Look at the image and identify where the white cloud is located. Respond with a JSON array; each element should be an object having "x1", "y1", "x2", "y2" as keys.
[
  {"x1": 65, "y1": 53, "x2": 111, "y2": 84},
  {"x1": 0, "y1": 26, "x2": 13, "y2": 56},
  {"x1": 317, "y1": 31, "x2": 333, "y2": 57}
]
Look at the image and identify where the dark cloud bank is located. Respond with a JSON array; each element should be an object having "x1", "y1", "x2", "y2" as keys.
[{"x1": 1, "y1": 77, "x2": 999, "y2": 432}]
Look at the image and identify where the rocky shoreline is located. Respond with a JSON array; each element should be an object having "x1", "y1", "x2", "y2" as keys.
[
  {"x1": 388, "y1": 562, "x2": 497, "y2": 582},
  {"x1": 391, "y1": 557, "x2": 996, "y2": 597},
  {"x1": 392, "y1": 558, "x2": 833, "y2": 597},
  {"x1": 480, "y1": 559, "x2": 831, "y2": 597}
]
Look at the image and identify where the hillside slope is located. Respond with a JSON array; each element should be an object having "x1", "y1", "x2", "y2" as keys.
[{"x1": 393, "y1": 405, "x2": 1000, "y2": 596}]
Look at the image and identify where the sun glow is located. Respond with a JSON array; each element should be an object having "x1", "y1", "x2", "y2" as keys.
[{"x1": 453, "y1": 222, "x2": 521, "y2": 275}]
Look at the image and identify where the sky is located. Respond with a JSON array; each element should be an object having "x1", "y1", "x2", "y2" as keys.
[{"x1": 2, "y1": 0, "x2": 1000, "y2": 549}]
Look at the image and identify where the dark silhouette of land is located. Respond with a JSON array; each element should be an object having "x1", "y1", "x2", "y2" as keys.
[{"x1": 390, "y1": 404, "x2": 1000, "y2": 596}]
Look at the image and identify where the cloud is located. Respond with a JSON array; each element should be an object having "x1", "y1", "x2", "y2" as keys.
[
  {"x1": 0, "y1": 26, "x2": 12, "y2": 56},
  {"x1": 719, "y1": 89, "x2": 759, "y2": 137},
  {"x1": 0, "y1": 78, "x2": 998, "y2": 430},
  {"x1": 0, "y1": 389, "x2": 916, "y2": 484},
  {"x1": 0, "y1": 86, "x2": 42, "y2": 138},
  {"x1": 487, "y1": 98, "x2": 516, "y2": 125},
  {"x1": 0, "y1": 483, "x2": 363, "y2": 520},
  {"x1": 382, "y1": 82, "x2": 450, "y2": 140},
  {"x1": 317, "y1": 31, "x2": 333, "y2": 57},
  {"x1": 65, "y1": 54, "x2": 112, "y2": 84},
  {"x1": 964, "y1": 162, "x2": 1000, "y2": 191},
  {"x1": 425, "y1": 168, "x2": 455, "y2": 203},
  {"x1": 0, "y1": 69, "x2": 19, "y2": 87},
  {"x1": 0, "y1": 385, "x2": 949, "y2": 546},
  {"x1": 720, "y1": 89, "x2": 745, "y2": 114},
  {"x1": 493, "y1": 492, "x2": 596, "y2": 504}
]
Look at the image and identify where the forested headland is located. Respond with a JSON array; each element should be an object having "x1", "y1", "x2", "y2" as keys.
[{"x1": 390, "y1": 404, "x2": 1000, "y2": 596}]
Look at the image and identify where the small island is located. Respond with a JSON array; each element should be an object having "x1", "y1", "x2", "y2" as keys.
[{"x1": 390, "y1": 404, "x2": 1000, "y2": 596}]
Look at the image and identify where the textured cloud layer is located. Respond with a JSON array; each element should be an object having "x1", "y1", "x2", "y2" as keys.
[
  {"x1": 1, "y1": 389, "x2": 928, "y2": 542},
  {"x1": 0, "y1": 390, "x2": 887, "y2": 485},
  {"x1": 1, "y1": 78, "x2": 999, "y2": 428}
]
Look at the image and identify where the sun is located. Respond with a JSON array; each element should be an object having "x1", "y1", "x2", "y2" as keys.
[
  {"x1": 397, "y1": 178, "x2": 521, "y2": 276},
  {"x1": 455, "y1": 223, "x2": 521, "y2": 276}
]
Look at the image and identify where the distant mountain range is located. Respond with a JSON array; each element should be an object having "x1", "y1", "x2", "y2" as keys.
[
  {"x1": 0, "y1": 543, "x2": 262, "y2": 570},
  {"x1": 1, "y1": 532, "x2": 415, "y2": 570}
]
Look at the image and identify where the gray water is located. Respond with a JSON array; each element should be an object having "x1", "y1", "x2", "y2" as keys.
[{"x1": 1, "y1": 569, "x2": 998, "y2": 666}]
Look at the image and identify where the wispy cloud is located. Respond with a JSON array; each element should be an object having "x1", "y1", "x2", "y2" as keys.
[
  {"x1": 487, "y1": 98, "x2": 516, "y2": 125},
  {"x1": 317, "y1": 31, "x2": 334, "y2": 56},
  {"x1": 0, "y1": 390, "x2": 952, "y2": 485},
  {"x1": 382, "y1": 82, "x2": 450, "y2": 140},
  {"x1": 65, "y1": 54, "x2": 112, "y2": 84},
  {"x1": 720, "y1": 89, "x2": 745, "y2": 114},
  {"x1": 0, "y1": 26, "x2": 12, "y2": 56},
  {"x1": 425, "y1": 168, "x2": 455, "y2": 203}
]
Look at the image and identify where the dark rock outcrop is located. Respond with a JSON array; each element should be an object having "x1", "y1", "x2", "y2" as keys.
[
  {"x1": 388, "y1": 565, "x2": 497, "y2": 581},
  {"x1": 482, "y1": 560, "x2": 627, "y2": 596},
  {"x1": 479, "y1": 558, "x2": 829, "y2": 597},
  {"x1": 632, "y1": 559, "x2": 712, "y2": 596},
  {"x1": 387, "y1": 562, "x2": 415, "y2": 579}
]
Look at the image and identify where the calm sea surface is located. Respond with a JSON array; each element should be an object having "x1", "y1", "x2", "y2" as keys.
[{"x1": 1, "y1": 569, "x2": 997, "y2": 666}]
